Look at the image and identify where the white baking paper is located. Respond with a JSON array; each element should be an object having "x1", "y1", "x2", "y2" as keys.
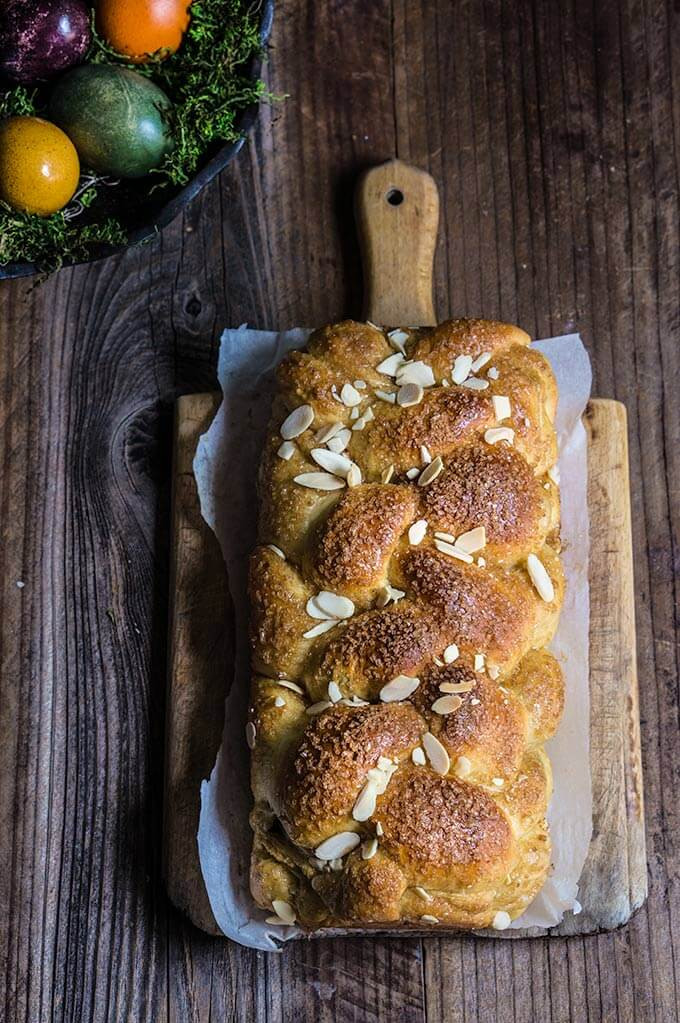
[{"x1": 195, "y1": 328, "x2": 592, "y2": 949}]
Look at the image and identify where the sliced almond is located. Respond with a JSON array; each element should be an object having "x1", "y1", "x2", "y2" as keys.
[
  {"x1": 315, "y1": 831, "x2": 361, "y2": 860},
  {"x1": 388, "y1": 328, "x2": 409, "y2": 353},
  {"x1": 434, "y1": 530, "x2": 456, "y2": 542},
  {"x1": 492, "y1": 777, "x2": 504, "y2": 787},
  {"x1": 431, "y1": 694, "x2": 463, "y2": 714},
  {"x1": 274, "y1": 696, "x2": 286, "y2": 708},
  {"x1": 374, "y1": 388, "x2": 396, "y2": 403},
  {"x1": 443, "y1": 643, "x2": 459, "y2": 664},
  {"x1": 439, "y1": 679, "x2": 475, "y2": 694},
  {"x1": 408, "y1": 519, "x2": 428, "y2": 545},
  {"x1": 280, "y1": 404, "x2": 314, "y2": 440},
  {"x1": 477, "y1": 556, "x2": 486, "y2": 567},
  {"x1": 434, "y1": 538, "x2": 473, "y2": 563},
  {"x1": 527, "y1": 553, "x2": 555, "y2": 602},
  {"x1": 277, "y1": 441, "x2": 296, "y2": 460},
  {"x1": 460, "y1": 377, "x2": 489, "y2": 390},
  {"x1": 471, "y1": 351, "x2": 492, "y2": 372},
  {"x1": 381, "y1": 464, "x2": 395, "y2": 484},
  {"x1": 421, "y1": 914, "x2": 439, "y2": 924},
  {"x1": 340, "y1": 696, "x2": 369, "y2": 708},
  {"x1": 379, "y1": 674, "x2": 420, "y2": 702},
  {"x1": 454, "y1": 755, "x2": 472, "y2": 778},
  {"x1": 314, "y1": 590, "x2": 355, "y2": 620},
  {"x1": 396, "y1": 360, "x2": 435, "y2": 388},
  {"x1": 455, "y1": 526, "x2": 486, "y2": 554},
  {"x1": 474, "y1": 653, "x2": 486, "y2": 672},
  {"x1": 376, "y1": 821, "x2": 384, "y2": 836},
  {"x1": 266, "y1": 544, "x2": 285, "y2": 559},
  {"x1": 347, "y1": 464, "x2": 362, "y2": 488},
  {"x1": 414, "y1": 886, "x2": 433, "y2": 902},
  {"x1": 484, "y1": 427, "x2": 515, "y2": 446},
  {"x1": 397, "y1": 383, "x2": 424, "y2": 407},
  {"x1": 361, "y1": 837, "x2": 378, "y2": 860},
  {"x1": 305, "y1": 700, "x2": 333, "y2": 715},
  {"x1": 294, "y1": 472, "x2": 346, "y2": 491},
  {"x1": 245, "y1": 722, "x2": 256, "y2": 749},
  {"x1": 266, "y1": 899, "x2": 296, "y2": 926},
  {"x1": 303, "y1": 621, "x2": 337, "y2": 639},
  {"x1": 310, "y1": 450, "x2": 351, "y2": 476},
  {"x1": 273, "y1": 678, "x2": 305, "y2": 695},
  {"x1": 376, "y1": 352, "x2": 406, "y2": 377},
  {"x1": 492, "y1": 910, "x2": 511, "y2": 930},
  {"x1": 314, "y1": 421, "x2": 344, "y2": 444},
  {"x1": 354, "y1": 379, "x2": 367, "y2": 389},
  {"x1": 327, "y1": 429, "x2": 351, "y2": 453},
  {"x1": 376, "y1": 583, "x2": 405, "y2": 607},
  {"x1": 272, "y1": 899, "x2": 296, "y2": 924},
  {"x1": 451, "y1": 354, "x2": 473, "y2": 384},
  {"x1": 306, "y1": 597, "x2": 331, "y2": 620},
  {"x1": 411, "y1": 746, "x2": 426, "y2": 765},
  {"x1": 340, "y1": 382, "x2": 362, "y2": 407},
  {"x1": 352, "y1": 779, "x2": 378, "y2": 821},
  {"x1": 420, "y1": 444, "x2": 432, "y2": 464},
  {"x1": 352, "y1": 417, "x2": 366, "y2": 432},
  {"x1": 487, "y1": 664, "x2": 500, "y2": 680},
  {"x1": 492, "y1": 395, "x2": 512, "y2": 421},
  {"x1": 487, "y1": 366, "x2": 499, "y2": 379},
  {"x1": 422, "y1": 731, "x2": 450, "y2": 774},
  {"x1": 364, "y1": 406, "x2": 374, "y2": 422},
  {"x1": 406, "y1": 467, "x2": 420, "y2": 479},
  {"x1": 350, "y1": 407, "x2": 360, "y2": 420},
  {"x1": 418, "y1": 456, "x2": 444, "y2": 486},
  {"x1": 327, "y1": 681, "x2": 342, "y2": 703}
]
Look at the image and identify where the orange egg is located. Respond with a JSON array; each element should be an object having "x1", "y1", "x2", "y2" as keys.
[
  {"x1": 0, "y1": 116, "x2": 80, "y2": 216},
  {"x1": 97, "y1": 0, "x2": 192, "y2": 63}
]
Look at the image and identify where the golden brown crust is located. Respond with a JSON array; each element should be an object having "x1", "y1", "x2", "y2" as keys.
[
  {"x1": 312, "y1": 604, "x2": 445, "y2": 702},
  {"x1": 246, "y1": 317, "x2": 565, "y2": 932},
  {"x1": 310, "y1": 484, "x2": 417, "y2": 597},
  {"x1": 419, "y1": 442, "x2": 554, "y2": 560},
  {"x1": 282, "y1": 702, "x2": 423, "y2": 845}
]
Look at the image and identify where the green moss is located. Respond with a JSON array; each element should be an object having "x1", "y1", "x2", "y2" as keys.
[
  {"x1": 0, "y1": 0, "x2": 268, "y2": 273},
  {"x1": 0, "y1": 201, "x2": 126, "y2": 271}
]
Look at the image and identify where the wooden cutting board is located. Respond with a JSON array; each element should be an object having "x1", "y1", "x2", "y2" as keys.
[{"x1": 163, "y1": 161, "x2": 647, "y2": 938}]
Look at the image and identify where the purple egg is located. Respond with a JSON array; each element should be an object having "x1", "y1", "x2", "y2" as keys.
[{"x1": 0, "y1": 0, "x2": 91, "y2": 84}]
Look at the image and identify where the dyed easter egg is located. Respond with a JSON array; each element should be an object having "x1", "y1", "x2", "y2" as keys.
[
  {"x1": 97, "y1": 0, "x2": 192, "y2": 63},
  {"x1": 0, "y1": 116, "x2": 80, "y2": 215},
  {"x1": 0, "y1": 0, "x2": 91, "y2": 84},
  {"x1": 49, "y1": 65, "x2": 174, "y2": 179}
]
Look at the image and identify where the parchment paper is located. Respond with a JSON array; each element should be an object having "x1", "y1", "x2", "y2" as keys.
[{"x1": 195, "y1": 328, "x2": 593, "y2": 950}]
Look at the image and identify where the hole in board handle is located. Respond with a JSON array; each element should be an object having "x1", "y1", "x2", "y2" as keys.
[{"x1": 386, "y1": 188, "x2": 404, "y2": 206}]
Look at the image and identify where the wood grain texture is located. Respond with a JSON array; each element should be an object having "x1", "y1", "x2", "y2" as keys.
[
  {"x1": 0, "y1": 0, "x2": 678, "y2": 1020},
  {"x1": 356, "y1": 160, "x2": 439, "y2": 325},
  {"x1": 166, "y1": 394, "x2": 645, "y2": 940},
  {"x1": 165, "y1": 393, "x2": 227, "y2": 936}
]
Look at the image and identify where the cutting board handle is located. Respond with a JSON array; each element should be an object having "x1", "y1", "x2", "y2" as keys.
[{"x1": 355, "y1": 159, "x2": 439, "y2": 327}]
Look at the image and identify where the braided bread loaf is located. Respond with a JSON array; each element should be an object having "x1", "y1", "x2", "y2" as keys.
[{"x1": 247, "y1": 318, "x2": 565, "y2": 932}]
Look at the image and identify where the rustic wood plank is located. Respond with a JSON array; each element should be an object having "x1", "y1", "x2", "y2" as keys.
[
  {"x1": 165, "y1": 393, "x2": 228, "y2": 936},
  {"x1": 0, "y1": 0, "x2": 678, "y2": 1019}
]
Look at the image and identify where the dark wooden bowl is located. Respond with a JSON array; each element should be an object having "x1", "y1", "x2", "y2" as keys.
[{"x1": 0, "y1": 0, "x2": 274, "y2": 279}]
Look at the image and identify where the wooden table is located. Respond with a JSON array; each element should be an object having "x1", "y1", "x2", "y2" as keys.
[{"x1": 0, "y1": 2, "x2": 677, "y2": 1020}]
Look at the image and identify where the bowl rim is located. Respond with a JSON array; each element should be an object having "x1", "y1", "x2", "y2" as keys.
[{"x1": 0, "y1": 0, "x2": 275, "y2": 280}]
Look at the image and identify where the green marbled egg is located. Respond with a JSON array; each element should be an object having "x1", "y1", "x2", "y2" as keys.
[{"x1": 49, "y1": 64, "x2": 174, "y2": 179}]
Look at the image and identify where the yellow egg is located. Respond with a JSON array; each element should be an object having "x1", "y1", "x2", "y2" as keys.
[{"x1": 0, "y1": 116, "x2": 80, "y2": 217}]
